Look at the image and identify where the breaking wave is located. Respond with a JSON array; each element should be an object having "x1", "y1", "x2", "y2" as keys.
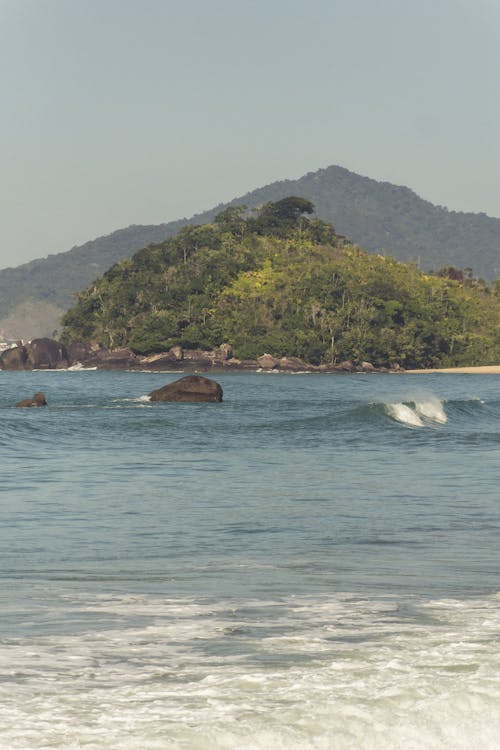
[{"x1": 385, "y1": 396, "x2": 448, "y2": 427}]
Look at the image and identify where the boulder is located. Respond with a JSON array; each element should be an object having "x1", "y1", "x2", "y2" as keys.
[
  {"x1": 181, "y1": 349, "x2": 213, "y2": 367},
  {"x1": 257, "y1": 353, "x2": 279, "y2": 369},
  {"x1": 148, "y1": 375, "x2": 223, "y2": 403},
  {"x1": 215, "y1": 343, "x2": 233, "y2": 361},
  {"x1": 278, "y1": 356, "x2": 309, "y2": 371},
  {"x1": 25, "y1": 338, "x2": 69, "y2": 369},
  {"x1": 95, "y1": 348, "x2": 138, "y2": 369},
  {"x1": 170, "y1": 345, "x2": 184, "y2": 361},
  {"x1": 136, "y1": 350, "x2": 182, "y2": 370},
  {"x1": 66, "y1": 341, "x2": 101, "y2": 366},
  {"x1": 1, "y1": 345, "x2": 28, "y2": 370},
  {"x1": 339, "y1": 360, "x2": 355, "y2": 372},
  {"x1": 15, "y1": 392, "x2": 47, "y2": 407}
]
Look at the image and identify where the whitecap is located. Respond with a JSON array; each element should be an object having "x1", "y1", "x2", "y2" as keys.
[
  {"x1": 386, "y1": 403, "x2": 424, "y2": 427},
  {"x1": 414, "y1": 396, "x2": 447, "y2": 423}
]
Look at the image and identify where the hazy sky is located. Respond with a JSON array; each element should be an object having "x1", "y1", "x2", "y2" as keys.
[{"x1": 1, "y1": 0, "x2": 499, "y2": 270}]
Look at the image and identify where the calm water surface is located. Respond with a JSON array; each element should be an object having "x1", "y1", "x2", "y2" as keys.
[{"x1": 1, "y1": 370, "x2": 499, "y2": 748}]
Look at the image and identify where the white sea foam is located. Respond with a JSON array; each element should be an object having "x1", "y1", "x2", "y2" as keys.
[
  {"x1": 1, "y1": 592, "x2": 500, "y2": 749},
  {"x1": 111, "y1": 395, "x2": 152, "y2": 403},
  {"x1": 67, "y1": 363, "x2": 98, "y2": 371},
  {"x1": 414, "y1": 396, "x2": 448, "y2": 423},
  {"x1": 386, "y1": 402, "x2": 424, "y2": 427},
  {"x1": 386, "y1": 394, "x2": 447, "y2": 427}
]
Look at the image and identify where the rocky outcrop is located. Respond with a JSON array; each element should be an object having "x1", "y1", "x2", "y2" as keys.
[
  {"x1": 137, "y1": 350, "x2": 183, "y2": 369},
  {"x1": 1, "y1": 337, "x2": 401, "y2": 374},
  {"x1": 128, "y1": 344, "x2": 233, "y2": 371},
  {"x1": 1, "y1": 345, "x2": 28, "y2": 370},
  {"x1": 257, "y1": 354, "x2": 280, "y2": 370},
  {"x1": 361, "y1": 361, "x2": 375, "y2": 372},
  {"x1": 66, "y1": 341, "x2": 100, "y2": 366},
  {"x1": 93, "y1": 348, "x2": 138, "y2": 369},
  {"x1": 148, "y1": 375, "x2": 223, "y2": 403},
  {"x1": 278, "y1": 356, "x2": 309, "y2": 371},
  {"x1": 25, "y1": 338, "x2": 69, "y2": 369},
  {"x1": 1, "y1": 338, "x2": 69, "y2": 370},
  {"x1": 15, "y1": 392, "x2": 47, "y2": 407}
]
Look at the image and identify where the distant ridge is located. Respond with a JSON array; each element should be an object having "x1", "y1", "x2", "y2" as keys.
[{"x1": 1, "y1": 164, "x2": 499, "y2": 338}]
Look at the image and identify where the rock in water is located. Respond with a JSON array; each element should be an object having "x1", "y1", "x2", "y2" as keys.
[
  {"x1": 148, "y1": 375, "x2": 223, "y2": 403},
  {"x1": 15, "y1": 392, "x2": 47, "y2": 407},
  {"x1": 1, "y1": 345, "x2": 28, "y2": 370},
  {"x1": 25, "y1": 338, "x2": 69, "y2": 369}
]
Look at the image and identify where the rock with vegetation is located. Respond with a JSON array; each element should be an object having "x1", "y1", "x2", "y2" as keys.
[
  {"x1": 60, "y1": 199, "x2": 500, "y2": 370},
  {"x1": 15, "y1": 392, "x2": 47, "y2": 407},
  {"x1": 148, "y1": 375, "x2": 223, "y2": 403}
]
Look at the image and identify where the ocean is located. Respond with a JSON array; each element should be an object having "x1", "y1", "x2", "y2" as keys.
[{"x1": 1, "y1": 369, "x2": 499, "y2": 749}]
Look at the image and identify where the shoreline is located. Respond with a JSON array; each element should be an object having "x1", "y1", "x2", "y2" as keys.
[{"x1": 404, "y1": 365, "x2": 500, "y2": 374}]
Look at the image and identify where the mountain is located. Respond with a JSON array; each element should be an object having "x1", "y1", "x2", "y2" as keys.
[
  {"x1": 60, "y1": 199, "x2": 500, "y2": 369},
  {"x1": 1, "y1": 165, "x2": 499, "y2": 339},
  {"x1": 0, "y1": 223, "x2": 186, "y2": 339}
]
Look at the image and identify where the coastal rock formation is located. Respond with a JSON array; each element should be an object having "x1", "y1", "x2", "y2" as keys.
[
  {"x1": 66, "y1": 341, "x2": 100, "y2": 366},
  {"x1": 278, "y1": 356, "x2": 309, "y2": 371},
  {"x1": 1, "y1": 338, "x2": 69, "y2": 370},
  {"x1": 25, "y1": 338, "x2": 69, "y2": 369},
  {"x1": 129, "y1": 344, "x2": 233, "y2": 371},
  {"x1": 93, "y1": 347, "x2": 138, "y2": 369},
  {"x1": 15, "y1": 392, "x2": 47, "y2": 407},
  {"x1": 339, "y1": 360, "x2": 355, "y2": 372},
  {"x1": 257, "y1": 354, "x2": 279, "y2": 370},
  {"x1": 148, "y1": 375, "x2": 223, "y2": 403},
  {"x1": 361, "y1": 361, "x2": 375, "y2": 372},
  {"x1": 137, "y1": 350, "x2": 182, "y2": 369},
  {"x1": 1, "y1": 344, "x2": 28, "y2": 370}
]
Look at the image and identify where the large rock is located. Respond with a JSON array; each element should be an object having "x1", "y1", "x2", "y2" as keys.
[
  {"x1": 94, "y1": 347, "x2": 138, "y2": 369},
  {"x1": 148, "y1": 375, "x2": 223, "y2": 403},
  {"x1": 0, "y1": 338, "x2": 69, "y2": 370},
  {"x1": 66, "y1": 341, "x2": 100, "y2": 366},
  {"x1": 1, "y1": 345, "x2": 28, "y2": 370},
  {"x1": 15, "y1": 392, "x2": 47, "y2": 407},
  {"x1": 257, "y1": 353, "x2": 279, "y2": 369},
  {"x1": 25, "y1": 338, "x2": 69, "y2": 369},
  {"x1": 136, "y1": 350, "x2": 182, "y2": 370},
  {"x1": 278, "y1": 356, "x2": 310, "y2": 371}
]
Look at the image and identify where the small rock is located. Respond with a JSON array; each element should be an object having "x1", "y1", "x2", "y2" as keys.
[{"x1": 16, "y1": 392, "x2": 47, "y2": 407}]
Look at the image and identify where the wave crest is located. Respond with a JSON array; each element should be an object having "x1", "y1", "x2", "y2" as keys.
[{"x1": 385, "y1": 396, "x2": 447, "y2": 427}]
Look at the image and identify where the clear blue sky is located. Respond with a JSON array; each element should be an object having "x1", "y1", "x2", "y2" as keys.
[{"x1": 1, "y1": 0, "x2": 499, "y2": 269}]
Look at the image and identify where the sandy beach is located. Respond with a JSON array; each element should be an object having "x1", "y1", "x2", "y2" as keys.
[{"x1": 405, "y1": 365, "x2": 500, "y2": 374}]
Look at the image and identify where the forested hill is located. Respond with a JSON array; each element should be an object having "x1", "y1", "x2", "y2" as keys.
[
  {"x1": 232, "y1": 166, "x2": 500, "y2": 280},
  {"x1": 60, "y1": 199, "x2": 500, "y2": 369},
  {"x1": 1, "y1": 164, "x2": 499, "y2": 338}
]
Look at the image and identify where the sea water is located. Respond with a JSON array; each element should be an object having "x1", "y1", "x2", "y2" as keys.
[{"x1": 0, "y1": 370, "x2": 499, "y2": 749}]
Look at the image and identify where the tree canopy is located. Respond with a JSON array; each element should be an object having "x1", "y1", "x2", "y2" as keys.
[{"x1": 60, "y1": 200, "x2": 500, "y2": 368}]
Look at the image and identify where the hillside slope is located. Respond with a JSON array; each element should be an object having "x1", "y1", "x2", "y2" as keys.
[
  {"x1": 60, "y1": 200, "x2": 500, "y2": 369},
  {"x1": 1, "y1": 165, "x2": 499, "y2": 338}
]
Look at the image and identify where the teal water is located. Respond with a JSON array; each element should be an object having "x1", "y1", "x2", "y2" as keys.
[{"x1": 1, "y1": 371, "x2": 499, "y2": 748}]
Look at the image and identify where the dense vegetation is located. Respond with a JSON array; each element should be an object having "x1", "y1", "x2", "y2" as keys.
[
  {"x1": 61, "y1": 199, "x2": 500, "y2": 368},
  {"x1": 2, "y1": 164, "x2": 499, "y2": 340}
]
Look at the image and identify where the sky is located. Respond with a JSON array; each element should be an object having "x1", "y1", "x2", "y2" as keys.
[{"x1": 1, "y1": 0, "x2": 499, "y2": 270}]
